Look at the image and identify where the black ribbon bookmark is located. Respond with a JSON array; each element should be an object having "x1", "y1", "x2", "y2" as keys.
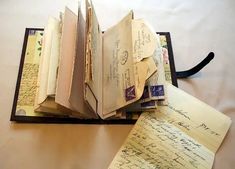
[{"x1": 176, "y1": 52, "x2": 214, "y2": 78}]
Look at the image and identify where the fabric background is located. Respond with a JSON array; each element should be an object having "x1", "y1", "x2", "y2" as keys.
[{"x1": 0, "y1": 0, "x2": 234, "y2": 168}]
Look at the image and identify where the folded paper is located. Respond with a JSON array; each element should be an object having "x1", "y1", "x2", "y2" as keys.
[{"x1": 108, "y1": 83, "x2": 231, "y2": 169}]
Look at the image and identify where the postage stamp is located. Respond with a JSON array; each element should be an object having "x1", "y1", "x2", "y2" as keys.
[
  {"x1": 140, "y1": 86, "x2": 149, "y2": 100},
  {"x1": 150, "y1": 85, "x2": 165, "y2": 97},
  {"x1": 125, "y1": 85, "x2": 136, "y2": 101}
]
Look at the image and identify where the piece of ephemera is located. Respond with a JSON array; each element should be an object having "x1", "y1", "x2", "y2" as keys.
[{"x1": 108, "y1": 84, "x2": 231, "y2": 169}]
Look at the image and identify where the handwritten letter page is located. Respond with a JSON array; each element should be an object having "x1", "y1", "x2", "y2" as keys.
[
  {"x1": 109, "y1": 84, "x2": 231, "y2": 169},
  {"x1": 160, "y1": 83, "x2": 232, "y2": 153},
  {"x1": 109, "y1": 112, "x2": 214, "y2": 169}
]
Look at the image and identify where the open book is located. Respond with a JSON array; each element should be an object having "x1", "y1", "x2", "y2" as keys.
[
  {"x1": 108, "y1": 83, "x2": 231, "y2": 169},
  {"x1": 30, "y1": 0, "x2": 171, "y2": 119}
]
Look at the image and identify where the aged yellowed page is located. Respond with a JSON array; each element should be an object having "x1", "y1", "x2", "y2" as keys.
[
  {"x1": 108, "y1": 84, "x2": 231, "y2": 169},
  {"x1": 36, "y1": 17, "x2": 60, "y2": 105},
  {"x1": 47, "y1": 29, "x2": 61, "y2": 96},
  {"x1": 34, "y1": 16, "x2": 69, "y2": 115}
]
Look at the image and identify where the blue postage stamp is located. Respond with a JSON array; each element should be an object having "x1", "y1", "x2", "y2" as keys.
[
  {"x1": 125, "y1": 85, "x2": 136, "y2": 101},
  {"x1": 150, "y1": 85, "x2": 164, "y2": 97},
  {"x1": 140, "y1": 86, "x2": 149, "y2": 100}
]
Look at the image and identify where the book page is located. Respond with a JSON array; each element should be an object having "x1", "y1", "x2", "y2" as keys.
[
  {"x1": 84, "y1": 0, "x2": 102, "y2": 113},
  {"x1": 47, "y1": 30, "x2": 61, "y2": 96},
  {"x1": 68, "y1": 2, "x2": 97, "y2": 118},
  {"x1": 55, "y1": 7, "x2": 77, "y2": 110},
  {"x1": 108, "y1": 84, "x2": 231, "y2": 169},
  {"x1": 36, "y1": 17, "x2": 60, "y2": 105}
]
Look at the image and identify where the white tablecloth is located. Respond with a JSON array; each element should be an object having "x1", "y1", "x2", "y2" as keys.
[{"x1": 0, "y1": 0, "x2": 235, "y2": 168}]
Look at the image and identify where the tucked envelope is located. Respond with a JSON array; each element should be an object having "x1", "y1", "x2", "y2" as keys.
[{"x1": 101, "y1": 12, "x2": 158, "y2": 118}]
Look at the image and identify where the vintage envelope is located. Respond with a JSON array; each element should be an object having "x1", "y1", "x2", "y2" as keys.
[{"x1": 102, "y1": 12, "x2": 157, "y2": 118}]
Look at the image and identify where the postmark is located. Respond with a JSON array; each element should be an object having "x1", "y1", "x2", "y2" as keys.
[{"x1": 120, "y1": 50, "x2": 128, "y2": 65}]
